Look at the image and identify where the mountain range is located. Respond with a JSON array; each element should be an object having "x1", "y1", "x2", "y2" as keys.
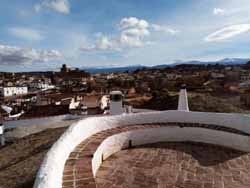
[{"x1": 83, "y1": 58, "x2": 250, "y2": 74}]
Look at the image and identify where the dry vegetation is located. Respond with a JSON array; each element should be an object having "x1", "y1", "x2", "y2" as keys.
[
  {"x1": 0, "y1": 127, "x2": 66, "y2": 188},
  {"x1": 127, "y1": 92, "x2": 250, "y2": 114},
  {"x1": 189, "y1": 93, "x2": 250, "y2": 113}
]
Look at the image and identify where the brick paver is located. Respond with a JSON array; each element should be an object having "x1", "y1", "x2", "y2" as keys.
[
  {"x1": 96, "y1": 142, "x2": 250, "y2": 188},
  {"x1": 62, "y1": 123, "x2": 250, "y2": 188}
]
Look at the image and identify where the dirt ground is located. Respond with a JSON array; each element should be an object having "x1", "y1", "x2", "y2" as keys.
[
  {"x1": 5, "y1": 119, "x2": 77, "y2": 139},
  {"x1": 0, "y1": 127, "x2": 66, "y2": 188}
]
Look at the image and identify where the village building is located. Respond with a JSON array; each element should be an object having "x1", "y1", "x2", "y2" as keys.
[
  {"x1": 240, "y1": 72, "x2": 250, "y2": 81},
  {"x1": 0, "y1": 86, "x2": 28, "y2": 97},
  {"x1": 210, "y1": 72, "x2": 225, "y2": 80}
]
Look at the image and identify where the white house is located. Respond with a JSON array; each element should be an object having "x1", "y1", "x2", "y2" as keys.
[
  {"x1": 166, "y1": 73, "x2": 181, "y2": 80},
  {"x1": 211, "y1": 72, "x2": 225, "y2": 79},
  {"x1": 100, "y1": 95, "x2": 110, "y2": 110},
  {"x1": 0, "y1": 87, "x2": 28, "y2": 97},
  {"x1": 240, "y1": 72, "x2": 250, "y2": 81},
  {"x1": 30, "y1": 82, "x2": 55, "y2": 91}
]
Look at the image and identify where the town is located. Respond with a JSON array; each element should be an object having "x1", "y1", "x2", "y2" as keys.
[
  {"x1": 1, "y1": 61, "x2": 250, "y2": 188},
  {"x1": 2, "y1": 1, "x2": 250, "y2": 188},
  {"x1": 1, "y1": 61, "x2": 250, "y2": 122}
]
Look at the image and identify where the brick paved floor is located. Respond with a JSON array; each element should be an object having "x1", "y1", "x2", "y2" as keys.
[
  {"x1": 62, "y1": 122, "x2": 250, "y2": 188},
  {"x1": 96, "y1": 142, "x2": 250, "y2": 188}
]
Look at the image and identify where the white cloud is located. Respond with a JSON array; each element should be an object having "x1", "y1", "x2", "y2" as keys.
[
  {"x1": 120, "y1": 34, "x2": 144, "y2": 48},
  {"x1": 118, "y1": 17, "x2": 149, "y2": 30},
  {"x1": 205, "y1": 24, "x2": 250, "y2": 42},
  {"x1": 81, "y1": 17, "x2": 178, "y2": 52},
  {"x1": 80, "y1": 36, "x2": 120, "y2": 51},
  {"x1": 80, "y1": 32, "x2": 148, "y2": 52},
  {"x1": 0, "y1": 44, "x2": 63, "y2": 65},
  {"x1": 151, "y1": 24, "x2": 179, "y2": 35},
  {"x1": 119, "y1": 28, "x2": 150, "y2": 48},
  {"x1": 213, "y1": 8, "x2": 225, "y2": 16},
  {"x1": 118, "y1": 17, "x2": 152, "y2": 48},
  {"x1": 34, "y1": 4, "x2": 42, "y2": 12},
  {"x1": 35, "y1": 0, "x2": 70, "y2": 14},
  {"x1": 94, "y1": 36, "x2": 119, "y2": 51},
  {"x1": 122, "y1": 28, "x2": 150, "y2": 37},
  {"x1": 96, "y1": 37, "x2": 114, "y2": 50},
  {"x1": 8, "y1": 27, "x2": 44, "y2": 41},
  {"x1": 81, "y1": 17, "x2": 151, "y2": 51}
]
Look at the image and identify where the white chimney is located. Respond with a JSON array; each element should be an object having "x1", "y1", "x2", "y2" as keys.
[
  {"x1": 178, "y1": 85, "x2": 189, "y2": 111},
  {"x1": 0, "y1": 124, "x2": 5, "y2": 146},
  {"x1": 110, "y1": 91, "x2": 124, "y2": 115}
]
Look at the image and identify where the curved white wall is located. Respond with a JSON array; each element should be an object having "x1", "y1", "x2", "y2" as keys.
[
  {"x1": 34, "y1": 110, "x2": 250, "y2": 188},
  {"x1": 93, "y1": 127, "x2": 250, "y2": 176}
]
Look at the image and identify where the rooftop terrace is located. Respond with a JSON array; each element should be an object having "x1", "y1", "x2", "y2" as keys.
[
  {"x1": 34, "y1": 88, "x2": 250, "y2": 188},
  {"x1": 96, "y1": 142, "x2": 250, "y2": 188}
]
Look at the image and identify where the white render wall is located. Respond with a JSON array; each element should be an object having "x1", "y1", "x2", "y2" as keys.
[
  {"x1": 34, "y1": 110, "x2": 250, "y2": 188},
  {"x1": 0, "y1": 87, "x2": 28, "y2": 97},
  {"x1": 93, "y1": 127, "x2": 250, "y2": 176},
  {"x1": 178, "y1": 89, "x2": 189, "y2": 111},
  {"x1": 0, "y1": 125, "x2": 3, "y2": 135}
]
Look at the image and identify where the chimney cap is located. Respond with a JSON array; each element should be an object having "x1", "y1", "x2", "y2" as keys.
[
  {"x1": 110, "y1": 91, "x2": 123, "y2": 96},
  {"x1": 181, "y1": 84, "x2": 187, "y2": 89}
]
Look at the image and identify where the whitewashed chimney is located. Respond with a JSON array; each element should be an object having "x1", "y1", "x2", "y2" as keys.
[
  {"x1": 0, "y1": 123, "x2": 5, "y2": 146},
  {"x1": 110, "y1": 91, "x2": 124, "y2": 115},
  {"x1": 178, "y1": 85, "x2": 189, "y2": 111}
]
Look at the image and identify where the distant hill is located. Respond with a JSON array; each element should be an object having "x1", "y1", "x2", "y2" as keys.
[
  {"x1": 83, "y1": 65, "x2": 147, "y2": 74},
  {"x1": 171, "y1": 58, "x2": 249, "y2": 66},
  {"x1": 82, "y1": 58, "x2": 250, "y2": 74}
]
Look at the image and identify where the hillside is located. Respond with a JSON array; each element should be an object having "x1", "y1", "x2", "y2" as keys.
[
  {"x1": 0, "y1": 127, "x2": 66, "y2": 188},
  {"x1": 127, "y1": 92, "x2": 250, "y2": 113}
]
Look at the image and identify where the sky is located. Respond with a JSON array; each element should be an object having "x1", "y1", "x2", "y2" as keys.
[{"x1": 0, "y1": 0, "x2": 250, "y2": 72}]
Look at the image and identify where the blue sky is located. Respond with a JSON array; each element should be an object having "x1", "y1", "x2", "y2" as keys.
[{"x1": 0, "y1": 0, "x2": 250, "y2": 72}]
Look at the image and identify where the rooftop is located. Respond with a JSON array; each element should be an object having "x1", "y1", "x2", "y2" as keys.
[
  {"x1": 61, "y1": 122, "x2": 250, "y2": 188},
  {"x1": 33, "y1": 89, "x2": 250, "y2": 188},
  {"x1": 96, "y1": 142, "x2": 250, "y2": 188}
]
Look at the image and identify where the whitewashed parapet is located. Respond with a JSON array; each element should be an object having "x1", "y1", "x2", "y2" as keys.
[
  {"x1": 93, "y1": 126, "x2": 250, "y2": 176},
  {"x1": 34, "y1": 110, "x2": 250, "y2": 188}
]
